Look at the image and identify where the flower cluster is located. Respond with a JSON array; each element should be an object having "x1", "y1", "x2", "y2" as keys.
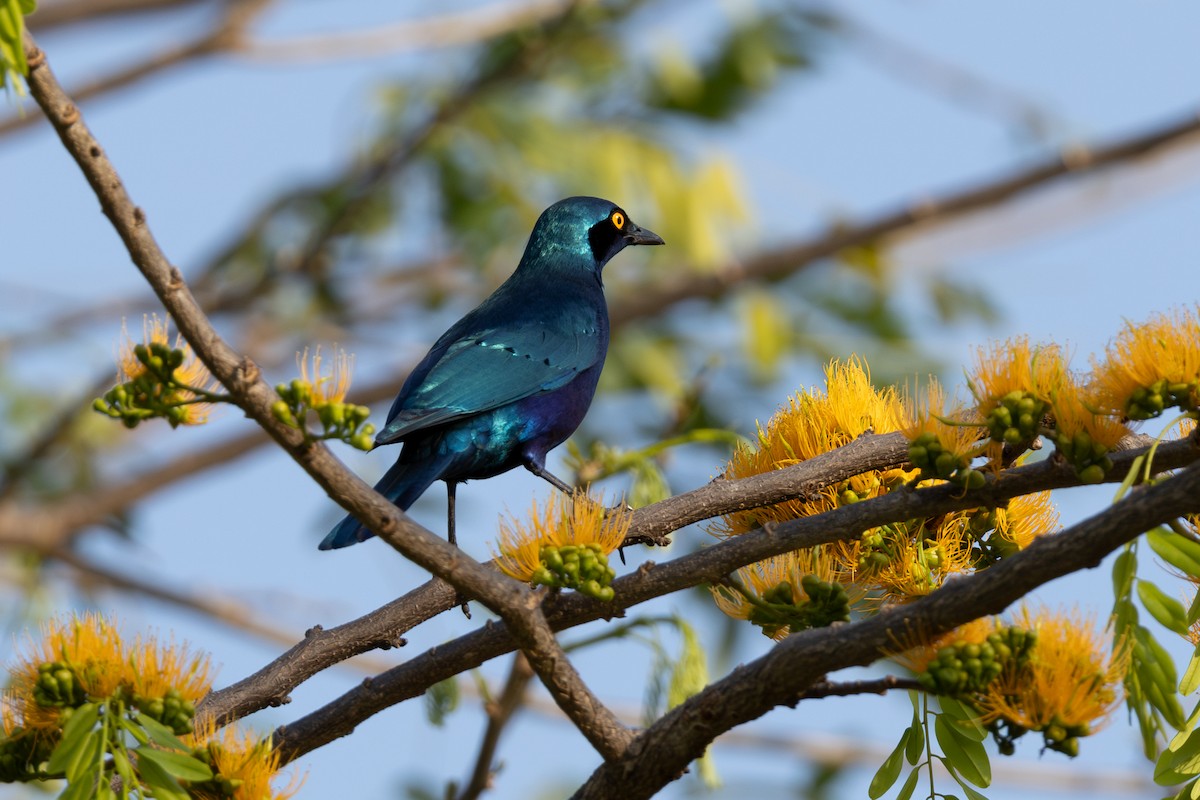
[
  {"x1": 94, "y1": 316, "x2": 223, "y2": 428},
  {"x1": 710, "y1": 550, "x2": 860, "y2": 639},
  {"x1": 708, "y1": 359, "x2": 1061, "y2": 628},
  {"x1": 492, "y1": 492, "x2": 631, "y2": 601},
  {"x1": 272, "y1": 347, "x2": 376, "y2": 450},
  {"x1": 899, "y1": 607, "x2": 1125, "y2": 758},
  {"x1": 0, "y1": 614, "x2": 297, "y2": 799}
]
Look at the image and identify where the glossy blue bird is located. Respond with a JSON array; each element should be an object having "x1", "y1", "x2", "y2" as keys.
[{"x1": 321, "y1": 196, "x2": 664, "y2": 550}]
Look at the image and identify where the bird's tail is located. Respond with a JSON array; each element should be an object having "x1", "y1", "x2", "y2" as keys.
[{"x1": 319, "y1": 457, "x2": 446, "y2": 550}]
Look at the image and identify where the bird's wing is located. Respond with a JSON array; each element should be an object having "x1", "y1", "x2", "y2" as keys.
[{"x1": 375, "y1": 323, "x2": 603, "y2": 445}]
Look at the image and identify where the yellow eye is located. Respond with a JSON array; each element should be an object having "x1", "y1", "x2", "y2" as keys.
[{"x1": 611, "y1": 211, "x2": 625, "y2": 229}]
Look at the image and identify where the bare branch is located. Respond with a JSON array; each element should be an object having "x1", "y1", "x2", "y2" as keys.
[
  {"x1": 31, "y1": 0, "x2": 211, "y2": 31},
  {"x1": 1, "y1": 0, "x2": 271, "y2": 138},
  {"x1": 243, "y1": 0, "x2": 582, "y2": 64},
  {"x1": 609, "y1": 108, "x2": 1200, "y2": 327},
  {"x1": 457, "y1": 652, "x2": 536, "y2": 800}
]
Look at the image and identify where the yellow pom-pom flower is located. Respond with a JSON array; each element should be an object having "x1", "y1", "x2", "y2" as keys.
[
  {"x1": 1090, "y1": 306, "x2": 1200, "y2": 420},
  {"x1": 186, "y1": 718, "x2": 303, "y2": 800},
  {"x1": 493, "y1": 492, "x2": 631, "y2": 601},
  {"x1": 710, "y1": 549, "x2": 863, "y2": 639},
  {"x1": 716, "y1": 357, "x2": 916, "y2": 536},
  {"x1": 967, "y1": 337, "x2": 1066, "y2": 450}
]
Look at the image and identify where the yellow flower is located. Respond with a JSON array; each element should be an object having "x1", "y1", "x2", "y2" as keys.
[
  {"x1": 5, "y1": 613, "x2": 126, "y2": 731},
  {"x1": 994, "y1": 491, "x2": 1059, "y2": 551},
  {"x1": 492, "y1": 492, "x2": 631, "y2": 584},
  {"x1": 296, "y1": 346, "x2": 354, "y2": 405},
  {"x1": 903, "y1": 377, "x2": 988, "y2": 483},
  {"x1": 117, "y1": 314, "x2": 217, "y2": 425},
  {"x1": 710, "y1": 549, "x2": 863, "y2": 639},
  {"x1": 843, "y1": 517, "x2": 975, "y2": 603},
  {"x1": 2, "y1": 614, "x2": 214, "y2": 734},
  {"x1": 717, "y1": 357, "x2": 916, "y2": 536},
  {"x1": 127, "y1": 634, "x2": 212, "y2": 707},
  {"x1": 891, "y1": 616, "x2": 997, "y2": 674},
  {"x1": 977, "y1": 607, "x2": 1126, "y2": 741},
  {"x1": 1049, "y1": 376, "x2": 1130, "y2": 481},
  {"x1": 1090, "y1": 306, "x2": 1200, "y2": 419},
  {"x1": 967, "y1": 337, "x2": 1066, "y2": 448},
  {"x1": 187, "y1": 719, "x2": 303, "y2": 800}
]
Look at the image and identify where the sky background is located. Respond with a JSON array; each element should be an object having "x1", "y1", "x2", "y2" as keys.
[{"x1": 4, "y1": 2, "x2": 1200, "y2": 798}]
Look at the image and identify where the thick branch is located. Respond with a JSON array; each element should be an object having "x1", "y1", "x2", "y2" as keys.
[
  {"x1": 457, "y1": 652, "x2": 536, "y2": 800},
  {"x1": 573, "y1": 460, "x2": 1200, "y2": 799}
]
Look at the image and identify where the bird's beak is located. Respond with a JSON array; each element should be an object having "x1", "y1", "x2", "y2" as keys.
[{"x1": 623, "y1": 221, "x2": 665, "y2": 247}]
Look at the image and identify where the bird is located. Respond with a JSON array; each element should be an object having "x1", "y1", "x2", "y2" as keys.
[{"x1": 321, "y1": 196, "x2": 664, "y2": 550}]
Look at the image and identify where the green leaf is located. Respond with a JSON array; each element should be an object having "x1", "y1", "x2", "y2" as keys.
[
  {"x1": 935, "y1": 715, "x2": 991, "y2": 788},
  {"x1": 1149, "y1": 527, "x2": 1200, "y2": 580},
  {"x1": 1182, "y1": 644, "x2": 1200, "y2": 696},
  {"x1": 136, "y1": 749, "x2": 190, "y2": 800},
  {"x1": 868, "y1": 729, "x2": 908, "y2": 798},
  {"x1": 1112, "y1": 548, "x2": 1137, "y2": 598},
  {"x1": 1156, "y1": 728, "x2": 1200, "y2": 784},
  {"x1": 937, "y1": 697, "x2": 987, "y2": 742},
  {"x1": 1187, "y1": 590, "x2": 1200, "y2": 626},
  {"x1": 47, "y1": 702, "x2": 100, "y2": 776},
  {"x1": 905, "y1": 716, "x2": 925, "y2": 766},
  {"x1": 131, "y1": 712, "x2": 190, "y2": 751},
  {"x1": 1138, "y1": 580, "x2": 1190, "y2": 636},
  {"x1": 58, "y1": 767, "x2": 101, "y2": 800},
  {"x1": 136, "y1": 746, "x2": 213, "y2": 782},
  {"x1": 425, "y1": 676, "x2": 459, "y2": 727},
  {"x1": 958, "y1": 783, "x2": 989, "y2": 800},
  {"x1": 896, "y1": 766, "x2": 920, "y2": 800}
]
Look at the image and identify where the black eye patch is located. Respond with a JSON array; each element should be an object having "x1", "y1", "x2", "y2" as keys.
[{"x1": 588, "y1": 218, "x2": 621, "y2": 262}]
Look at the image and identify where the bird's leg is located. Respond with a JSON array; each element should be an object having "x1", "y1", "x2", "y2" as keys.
[
  {"x1": 446, "y1": 480, "x2": 458, "y2": 548},
  {"x1": 522, "y1": 459, "x2": 576, "y2": 494},
  {"x1": 446, "y1": 481, "x2": 472, "y2": 618}
]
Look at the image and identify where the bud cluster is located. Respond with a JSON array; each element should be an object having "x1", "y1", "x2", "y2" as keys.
[
  {"x1": 530, "y1": 543, "x2": 617, "y2": 601},
  {"x1": 745, "y1": 574, "x2": 851, "y2": 638},
  {"x1": 907, "y1": 431, "x2": 986, "y2": 490},
  {"x1": 917, "y1": 627, "x2": 1035, "y2": 695},
  {"x1": 1124, "y1": 378, "x2": 1198, "y2": 420},
  {"x1": 94, "y1": 342, "x2": 217, "y2": 428},
  {"x1": 984, "y1": 390, "x2": 1045, "y2": 448},
  {"x1": 1051, "y1": 429, "x2": 1114, "y2": 484},
  {"x1": 273, "y1": 379, "x2": 376, "y2": 451}
]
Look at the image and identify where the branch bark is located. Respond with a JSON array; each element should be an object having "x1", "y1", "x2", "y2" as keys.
[
  {"x1": 572, "y1": 459, "x2": 1200, "y2": 799},
  {"x1": 22, "y1": 28, "x2": 636, "y2": 764}
]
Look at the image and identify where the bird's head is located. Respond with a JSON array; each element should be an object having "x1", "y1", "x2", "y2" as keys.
[{"x1": 522, "y1": 196, "x2": 664, "y2": 275}]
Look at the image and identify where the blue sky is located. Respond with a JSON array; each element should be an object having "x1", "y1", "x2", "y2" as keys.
[{"x1": 3, "y1": 2, "x2": 1200, "y2": 799}]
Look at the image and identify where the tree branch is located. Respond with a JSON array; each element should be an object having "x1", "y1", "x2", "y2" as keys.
[
  {"x1": 265, "y1": 434, "x2": 1200, "y2": 764},
  {"x1": 608, "y1": 108, "x2": 1200, "y2": 327},
  {"x1": 573, "y1": 459, "x2": 1200, "y2": 799},
  {"x1": 456, "y1": 652, "x2": 535, "y2": 800},
  {"x1": 22, "y1": 28, "x2": 637, "y2": 764},
  {"x1": 2, "y1": 0, "x2": 272, "y2": 138}
]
